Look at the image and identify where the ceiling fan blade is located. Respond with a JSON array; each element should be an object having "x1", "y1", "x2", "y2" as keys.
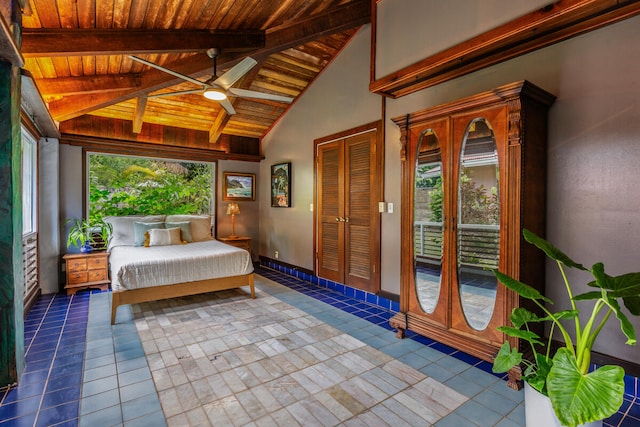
[
  {"x1": 228, "y1": 88, "x2": 294, "y2": 103},
  {"x1": 148, "y1": 89, "x2": 204, "y2": 98},
  {"x1": 218, "y1": 98, "x2": 236, "y2": 115},
  {"x1": 213, "y1": 57, "x2": 258, "y2": 90},
  {"x1": 129, "y1": 55, "x2": 206, "y2": 88}
]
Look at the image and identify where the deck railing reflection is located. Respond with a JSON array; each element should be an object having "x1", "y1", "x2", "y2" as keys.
[{"x1": 414, "y1": 221, "x2": 499, "y2": 270}]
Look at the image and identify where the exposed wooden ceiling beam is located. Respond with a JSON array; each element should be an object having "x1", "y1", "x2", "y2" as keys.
[
  {"x1": 132, "y1": 95, "x2": 148, "y2": 134},
  {"x1": 21, "y1": 29, "x2": 265, "y2": 57},
  {"x1": 37, "y1": 74, "x2": 142, "y2": 96},
  {"x1": 209, "y1": 110, "x2": 228, "y2": 144},
  {"x1": 208, "y1": 58, "x2": 266, "y2": 143},
  {"x1": 46, "y1": 0, "x2": 371, "y2": 122}
]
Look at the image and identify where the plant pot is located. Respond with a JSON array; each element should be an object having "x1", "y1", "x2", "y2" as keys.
[
  {"x1": 80, "y1": 243, "x2": 93, "y2": 253},
  {"x1": 524, "y1": 382, "x2": 603, "y2": 427}
]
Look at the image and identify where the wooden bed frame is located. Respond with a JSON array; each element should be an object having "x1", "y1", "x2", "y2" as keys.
[{"x1": 111, "y1": 273, "x2": 255, "y2": 324}]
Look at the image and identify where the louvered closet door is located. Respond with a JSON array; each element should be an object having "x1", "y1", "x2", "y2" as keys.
[
  {"x1": 344, "y1": 133, "x2": 375, "y2": 291},
  {"x1": 317, "y1": 141, "x2": 344, "y2": 282},
  {"x1": 316, "y1": 127, "x2": 380, "y2": 293}
]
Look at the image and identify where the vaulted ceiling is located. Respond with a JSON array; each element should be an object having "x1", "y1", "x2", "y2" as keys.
[{"x1": 21, "y1": 0, "x2": 371, "y2": 150}]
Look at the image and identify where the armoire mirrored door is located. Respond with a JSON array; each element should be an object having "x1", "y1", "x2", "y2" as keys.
[{"x1": 391, "y1": 81, "x2": 556, "y2": 364}]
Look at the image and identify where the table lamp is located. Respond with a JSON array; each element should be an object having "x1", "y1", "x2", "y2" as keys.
[{"x1": 226, "y1": 203, "x2": 240, "y2": 238}]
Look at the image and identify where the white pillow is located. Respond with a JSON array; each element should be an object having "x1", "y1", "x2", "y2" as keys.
[
  {"x1": 104, "y1": 215, "x2": 166, "y2": 247},
  {"x1": 165, "y1": 214, "x2": 212, "y2": 242},
  {"x1": 145, "y1": 227, "x2": 182, "y2": 247}
]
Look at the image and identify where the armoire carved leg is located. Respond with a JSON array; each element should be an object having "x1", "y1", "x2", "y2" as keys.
[
  {"x1": 389, "y1": 314, "x2": 406, "y2": 339},
  {"x1": 507, "y1": 365, "x2": 524, "y2": 390}
]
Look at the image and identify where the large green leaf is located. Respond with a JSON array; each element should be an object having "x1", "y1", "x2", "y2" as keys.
[
  {"x1": 605, "y1": 297, "x2": 637, "y2": 345},
  {"x1": 493, "y1": 269, "x2": 552, "y2": 303},
  {"x1": 547, "y1": 348, "x2": 624, "y2": 427},
  {"x1": 492, "y1": 342, "x2": 522, "y2": 373},
  {"x1": 573, "y1": 291, "x2": 604, "y2": 301},
  {"x1": 523, "y1": 229, "x2": 587, "y2": 271},
  {"x1": 623, "y1": 295, "x2": 640, "y2": 316},
  {"x1": 497, "y1": 326, "x2": 543, "y2": 345},
  {"x1": 510, "y1": 307, "x2": 539, "y2": 328}
]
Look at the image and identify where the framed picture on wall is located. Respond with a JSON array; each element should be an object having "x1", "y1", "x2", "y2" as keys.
[
  {"x1": 223, "y1": 172, "x2": 256, "y2": 201},
  {"x1": 271, "y1": 162, "x2": 291, "y2": 207}
]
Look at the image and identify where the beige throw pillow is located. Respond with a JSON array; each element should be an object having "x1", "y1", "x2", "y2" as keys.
[{"x1": 145, "y1": 227, "x2": 182, "y2": 247}]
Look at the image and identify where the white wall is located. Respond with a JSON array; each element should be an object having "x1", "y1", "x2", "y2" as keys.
[
  {"x1": 38, "y1": 138, "x2": 60, "y2": 294},
  {"x1": 260, "y1": 26, "x2": 380, "y2": 269},
  {"x1": 261, "y1": 7, "x2": 640, "y2": 363},
  {"x1": 375, "y1": 0, "x2": 549, "y2": 78}
]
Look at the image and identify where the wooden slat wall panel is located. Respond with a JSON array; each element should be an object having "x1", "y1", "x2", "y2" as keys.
[{"x1": 22, "y1": 233, "x2": 40, "y2": 316}]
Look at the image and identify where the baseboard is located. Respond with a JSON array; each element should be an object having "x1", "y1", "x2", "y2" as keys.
[{"x1": 258, "y1": 258, "x2": 400, "y2": 312}]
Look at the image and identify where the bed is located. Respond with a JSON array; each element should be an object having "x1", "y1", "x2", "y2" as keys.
[{"x1": 105, "y1": 214, "x2": 255, "y2": 324}]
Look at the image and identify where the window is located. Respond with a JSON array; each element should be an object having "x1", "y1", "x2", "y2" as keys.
[
  {"x1": 87, "y1": 153, "x2": 215, "y2": 225},
  {"x1": 21, "y1": 129, "x2": 37, "y2": 235}
]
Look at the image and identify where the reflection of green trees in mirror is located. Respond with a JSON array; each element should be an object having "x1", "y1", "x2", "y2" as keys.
[
  {"x1": 423, "y1": 167, "x2": 499, "y2": 225},
  {"x1": 459, "y1": 167, "x2": 499, "y2": 225},
  {"x1": 416, "y1": 165, "x2": 443, "y2": 222},
  {"x1": 89, "y1": 154, "x2": 213, "y2": 224}
]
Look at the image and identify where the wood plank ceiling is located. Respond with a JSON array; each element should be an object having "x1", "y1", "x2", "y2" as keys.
[{"x1": 21, "y1": 0, "x2": 371, "y2": 151}]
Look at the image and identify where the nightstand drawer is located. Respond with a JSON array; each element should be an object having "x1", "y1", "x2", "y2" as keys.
[
  {"x1": 88, "y1": 269, "x2": 107, "y2": 281},
  {"x1": 88, "y1": 257, "x2": 107, "y2": 269},
  {"x1": 67, "y1": 259, "x2": 88, "y2": 272},
  {"x1": 68, "y1": 272, "x2": 88, "y2": 284}
]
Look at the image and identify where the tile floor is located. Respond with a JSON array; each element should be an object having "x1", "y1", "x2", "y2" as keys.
[{"x1": 0, "y1": 267, "x2": 638, "y2": 426}]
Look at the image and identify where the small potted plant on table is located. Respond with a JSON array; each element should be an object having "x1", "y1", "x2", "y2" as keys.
[
  {"x1": 492, "y1": 229, "x2": 640, "y2": 427},
  {"x1": 65, "y1": 218, "x2": 112, "y2": 252}
]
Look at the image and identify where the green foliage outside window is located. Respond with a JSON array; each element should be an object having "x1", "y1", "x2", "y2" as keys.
[{"x1": 88, "y1": 154, "x2": 213, "y2": 224}]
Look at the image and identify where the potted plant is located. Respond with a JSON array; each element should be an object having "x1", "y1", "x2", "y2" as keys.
[
  {"x1": 492, "y1": 229, "x2": 640, "y2": 427},
  {"x1": 65, "y1": 218, "x2": 112, "y2": 252}
]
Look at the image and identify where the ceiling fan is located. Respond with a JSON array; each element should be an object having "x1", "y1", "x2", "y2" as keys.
[{"x1": 129, "y1": 48, "x2": 294, "y2": 115}]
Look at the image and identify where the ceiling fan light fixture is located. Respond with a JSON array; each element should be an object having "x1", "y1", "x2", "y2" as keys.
[{"x1": 203, "y1": 88, "x2": 227, "y2": 100}]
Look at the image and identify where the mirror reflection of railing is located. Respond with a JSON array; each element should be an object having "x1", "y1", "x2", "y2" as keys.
[
  {"x1": 413, "y1": 221, "x2": 499, "y2": 269},
  {"x1": 456, "y1": 223, "x2": 499, "y2": 270},
  {"x1": 414, "y1": 221, "x2": 443, "y2": 259}
]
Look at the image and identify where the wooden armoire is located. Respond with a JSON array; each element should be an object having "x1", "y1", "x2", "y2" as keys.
[{"x1": 390, "y1": 81, "x2": 556, "y2": 363}]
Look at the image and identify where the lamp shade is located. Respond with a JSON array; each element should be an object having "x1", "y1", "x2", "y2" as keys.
[{"x1": 226, "y1": 203, "x2": 240, "y2": 215}]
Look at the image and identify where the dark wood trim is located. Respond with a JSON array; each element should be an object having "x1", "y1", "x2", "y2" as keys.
[
  {"x1": 60, "y1": 134, "x2": 264, "y2": 163},
  {"x1": 21, "y1": 29, "x2": 265, "y2": 57},
  {"x1": 370, "y1": 0, "x2": 640, "y2": 98}
]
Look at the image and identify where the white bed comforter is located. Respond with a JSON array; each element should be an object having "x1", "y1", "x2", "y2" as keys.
[{"x1": 109, "y1": 240, "x2": 253, "y2": 291}]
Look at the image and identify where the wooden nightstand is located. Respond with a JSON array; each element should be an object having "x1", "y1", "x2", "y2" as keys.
[
  {"x1": 63, "y1": 252, "x2": 110, "y2": 295},
  {"x1": 219, "y1": 236, "x2": 251, "y2": 253}
]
